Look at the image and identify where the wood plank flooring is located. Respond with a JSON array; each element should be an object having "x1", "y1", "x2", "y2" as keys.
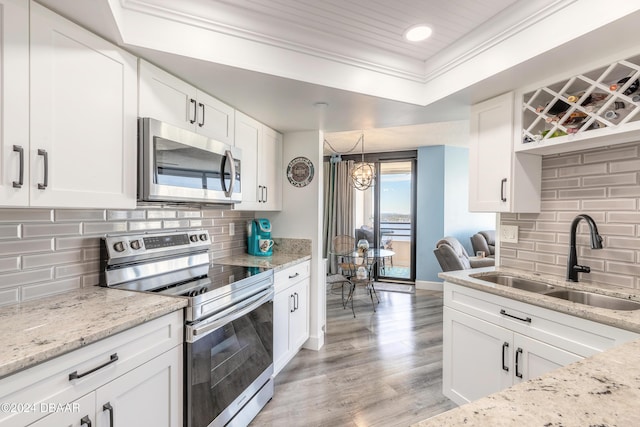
[{"x1": 250, "y1": 287, "x2": 457, "y2": 426}]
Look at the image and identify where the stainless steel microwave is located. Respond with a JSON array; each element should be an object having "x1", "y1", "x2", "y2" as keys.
[{"x1": 138, "y1": 118, "x2": 241, "y2": 204}]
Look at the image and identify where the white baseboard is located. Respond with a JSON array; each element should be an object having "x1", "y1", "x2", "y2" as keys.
[
  {"x1": 415, "y1": 280, "x2": 443, "y2": 291},
  {"x1": 303, "y1": 332, "x2": 325, "y2": 351}
]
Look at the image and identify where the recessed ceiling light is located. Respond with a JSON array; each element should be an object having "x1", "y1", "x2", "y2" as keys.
[{"x1": 404, "y1": 24, "x2": 432, "y2": 42}]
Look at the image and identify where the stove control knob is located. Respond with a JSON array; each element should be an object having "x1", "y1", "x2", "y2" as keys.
[
  {"x1": 189, "y1": 235, "x2": 198, "y2": 243},
  {"x1": 199, "y1": 234, "x2": 208, "y2": 241},
  {"x1": 130, "y1": 239, "x2": 141, "y2": 250},
  {"x1": 113, "y1": 241, "x2": 125, "y2": 252}
]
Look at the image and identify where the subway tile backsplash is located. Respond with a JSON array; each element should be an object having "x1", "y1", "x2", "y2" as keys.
[
  {"x1": 501, "y1": 141, "x2": 640, "y2": 290},
  {"x1": 0, "y1": 206, "x2": 254, "y2": 306}
]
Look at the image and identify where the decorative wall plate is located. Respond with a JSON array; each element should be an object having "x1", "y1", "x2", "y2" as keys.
[{"x1": 286, "y1": 156, "x2": 314, "y2": 187}]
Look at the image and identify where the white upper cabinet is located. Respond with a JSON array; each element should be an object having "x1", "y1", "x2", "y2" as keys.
[
  {"x1": 468, "y1": 92, "x2": 541, "y2": 213},
  {"x1": 27, "y1": 2, "x2": 137, "y2": 209},
  {"x1": 0, "y1": 0, "x2": 30, "y2": 206},
  {"x1": 234, "y1": 111, "x2": 282, "y2": 211},
  {"x1": 138, "y1": 59, "x2": 235, "y2": 144}
]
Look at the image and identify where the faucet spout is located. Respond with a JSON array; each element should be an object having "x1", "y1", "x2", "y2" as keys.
[{"x1": 566, "y1": 214, "x2": 603, "y2": 282}]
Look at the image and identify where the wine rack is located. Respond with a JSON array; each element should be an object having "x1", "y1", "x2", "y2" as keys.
[{"x1": 519, "y1": 53, "x2": 640, "y2": 153}]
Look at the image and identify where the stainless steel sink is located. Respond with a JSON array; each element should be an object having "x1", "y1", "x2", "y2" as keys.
[
  {"x1": 542, "y1": 289, "x2": 640, "y2": 311},
  {"x1": 475, "y1": 274, "x2": 555, "y2": 293}
]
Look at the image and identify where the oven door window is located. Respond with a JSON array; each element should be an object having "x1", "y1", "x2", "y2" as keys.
[
  {"x1": 154, "y1": 137, "x2": 226, "y2": 191},
  {"x1": 187, "y1": 301, "x2": 273, "y2": 427}
]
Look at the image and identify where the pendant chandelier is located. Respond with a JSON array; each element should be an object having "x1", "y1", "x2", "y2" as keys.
[{"x1": 350, "y1": 133, "x2": 375, "y2": 191}]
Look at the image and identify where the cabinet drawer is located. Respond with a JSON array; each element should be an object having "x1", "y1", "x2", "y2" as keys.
[
  {"x1": 0, "y1": 311, "x2": 183, "y2": 427},
  {"x1": 444, "y1": 282, "x2": 638, "y2": 357},
  {"x1": 274, "y1": 261, "x2": 310, "y2": 293}
]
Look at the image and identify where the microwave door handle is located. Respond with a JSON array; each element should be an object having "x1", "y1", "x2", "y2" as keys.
[{"x1": 223, "y1": 150, "x2": 236, "y2": 197}]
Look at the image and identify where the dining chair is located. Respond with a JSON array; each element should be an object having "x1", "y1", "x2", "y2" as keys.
[{"x1": 327, "y1": 235, "x2": 356, "y2": 313}]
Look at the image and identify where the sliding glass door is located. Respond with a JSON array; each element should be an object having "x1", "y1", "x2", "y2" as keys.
[{"x1": 374, "y1": 160, "x2": 415, "y2": 282}]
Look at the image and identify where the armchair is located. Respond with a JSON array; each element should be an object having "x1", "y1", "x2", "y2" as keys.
[
  {"x1": 433, "y1": 236, "x2": 494, "y2": 272},
  {"x1": 470, "y1": 230, "x2": 496, "y2": 258}
]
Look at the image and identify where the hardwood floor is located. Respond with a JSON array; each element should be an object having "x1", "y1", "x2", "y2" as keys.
[{"x1": 250, "y1": 287, "x2": 457, "y2": 426}]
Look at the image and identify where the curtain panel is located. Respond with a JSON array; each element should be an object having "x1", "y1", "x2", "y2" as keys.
[{"x1": 323, "y1": 160, "x2": 355, "y2": 273}]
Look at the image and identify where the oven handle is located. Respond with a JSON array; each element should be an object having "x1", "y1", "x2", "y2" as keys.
[{"x1": 188, "y1": 287, "x2": 273, "y2": 341}]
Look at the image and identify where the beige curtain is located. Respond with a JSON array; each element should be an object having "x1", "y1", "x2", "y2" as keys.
[{"x1": 323, "y1": 160, "x2": 355, "y2": 273}]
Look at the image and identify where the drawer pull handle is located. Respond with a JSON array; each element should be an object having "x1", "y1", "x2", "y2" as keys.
[
  {"x1": 69, "y1": 353, "x2": 118, "y2": 381},
  {"x1": 500, "y1": 309, "x2": 531, "y2": 323},
  {"x1": 103, "y1": 402, "x2": 114, "y2": 427},
  {"x1": 81, "y1": 415, "x2": 92, "y2": 427},
  {"x1": 515, "y1": 347, "x2": 523, "y2": 378},
  {"x1": 501, "y1": 342, "x2": 509, "y2": 372},
  {"x1": 288, "y1": 272, "x2": 300, "y2": 279}
]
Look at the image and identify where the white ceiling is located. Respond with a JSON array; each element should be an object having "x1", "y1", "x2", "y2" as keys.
[{"x1": 35, "y1": 0, "x2": 640, "y2": 153}]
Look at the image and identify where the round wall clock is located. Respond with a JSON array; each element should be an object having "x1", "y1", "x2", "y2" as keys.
[{"x1": 286, "y1": 156, "x2": 314, "y2": 187}]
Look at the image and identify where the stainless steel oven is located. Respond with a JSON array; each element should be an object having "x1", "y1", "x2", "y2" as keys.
[
  {"x1": 138, "y1": 117, "x2": 242, "y2": 204},
  {"x1": 100, "y1": 230, "x2": 273, "y2": 427}
]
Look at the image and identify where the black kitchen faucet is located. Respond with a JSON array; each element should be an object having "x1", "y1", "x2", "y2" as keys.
[{"x1": 566, "y1": 214, "x2": 604, "y2": 282}]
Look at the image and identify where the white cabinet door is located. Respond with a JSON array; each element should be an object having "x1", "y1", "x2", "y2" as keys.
[
  {"x1": 512, "y1": 334, "x2": 582, "y2": 385},
  {"x1": 139, "y1": 60, "x2": 235, "y2": 143},
  {"x1": 29, "y1": 3, "x2": 137, "y2": 208},
  {"x1": 443, "y1": 307, "x2": 512, "y2": 405},
  {"x1": 0, "y1": 0, "x2": 29, "y2": 206},
  {"x1": 289, "y1": 278, "x2": 309, "y2": 351},
  {"x1": 28, "y1": 392, "x2": 96, "y2": 427},
  {"x1": 234, "y1": 111, "x2": 262, "y2": 210},
  {"x1": 273, "y1": 288, "x2": 291, "y2": 375},
  {"x1": 469, "y1": 92, "x2": 514, "y2": 212},
  {"x1": 138, "y1": 59, "x2": 196, "y2": 129},
  {"x1": 95, "y1": 345, "x2": 183, "y2": 427},
  {"x1": 196, "y1": 90, "x2": 235, "y2": 144},
  {"x1": 260, "y1": 126, "x2": 282, "y2": 211},
  {"x1": 469, "y1": 92, "x2": 541, "y2": 213}
]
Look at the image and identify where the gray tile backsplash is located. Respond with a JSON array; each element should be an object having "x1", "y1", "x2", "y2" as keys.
[
  {"x1": 0, "y1": 206, "x2": 254, "y2": 306},
  {"x1": 500, "y1": 141, "x2": 640, "y2": 290}
]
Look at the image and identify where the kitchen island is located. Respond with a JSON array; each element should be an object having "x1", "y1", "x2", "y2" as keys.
[{"x1": 413, "y1": 267, "x2": 640, "y2": 426}]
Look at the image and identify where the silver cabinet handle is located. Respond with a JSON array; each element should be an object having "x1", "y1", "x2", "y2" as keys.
[
  {"x1": 198, "y1": 102, "x2": 205, "y2": 127},
  {"x1": 37, "y1": 149, "x2": 48, "y2": 190},
  {"x1": 500, "y1": 178, "x2": 507, "y2": 202},
  {"x1": 515, "y1": 347, "x2": 523, "y2": 378},
  {"x1": 500, "y1": 309, "x2": 531, "y2": 323},
  {"x1": 189, "y1": 98, "x2": 197, "y2": 124},
  {"x1": 12, "y1": 145, "x2": 24, "y2": 188},
  {"x1": 288, "y1": 272, "x2": 300, "y2": 279}
]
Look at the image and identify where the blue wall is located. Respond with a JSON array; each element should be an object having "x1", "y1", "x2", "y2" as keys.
[{"x1": 416, "y1": 146, "x2": 495, "y2": 283}]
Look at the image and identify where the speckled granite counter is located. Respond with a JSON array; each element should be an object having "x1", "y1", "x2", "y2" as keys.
[
  {"x1": 0, "y1": 287, "x2": 186, "y2": 379},
  {"x1": 216, "y1": 252, "x2": 311, "y2": 272},
  {"x1": 413, "y1": 267, "x2": 640, "y2": 426},
  {"x1": 216, "y1": 237, "x2": 311, "y2": 272},
  {"x1": 440, "y1": 266, "x2": 640, "y2": 333},
  {"x1": 415, "y1": 338, "x2": 640, "y2": 426}
]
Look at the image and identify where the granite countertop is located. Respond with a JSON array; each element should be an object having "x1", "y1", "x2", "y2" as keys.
[
  {"x1": 216, "y1": 253, "x2": 311, "y2": 272},
  {"x1": 415, "y1": 338, "x2": 640, "y2": 426},
  {"x1": 413, "y1": 267, "x2": 640, "y2": 426},
  {"x1": 0, "y1": 287, "x2": 186, "y2": 379},
  {"x1": 440, "y1": 266, "x2": 640, "y2": 333}
]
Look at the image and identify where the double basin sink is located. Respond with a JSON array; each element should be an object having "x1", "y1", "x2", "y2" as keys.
[{"x1": 474, "y1": 273, "x2": 640, "y2": 311}]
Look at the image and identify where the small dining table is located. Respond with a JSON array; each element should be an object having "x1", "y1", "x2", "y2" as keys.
[{"x1": 335, "y1": 248, "x2": 395, "y2": 316}]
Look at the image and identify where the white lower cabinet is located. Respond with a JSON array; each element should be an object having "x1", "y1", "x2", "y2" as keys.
[
  {"x1": 444, "y1": 307, "x2": 581, "y2": 404},
  {"x1": 273, "y1": 261, "x2": 310, "y2": 375},
  {"x1": 443, "y1": 282, "x2": 639, "y2": 406},
  {"x1": 0, "y1": 311, "x2": 183, "y2": 427}
]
